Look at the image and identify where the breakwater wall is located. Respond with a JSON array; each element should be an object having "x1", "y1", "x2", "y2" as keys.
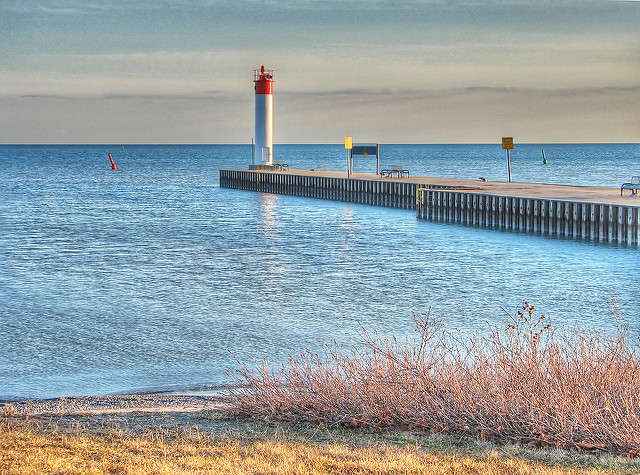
[
  {"x1": 220, "y1": 169, "x2": 640, "y2": 245},
  {"x1": 417, "y1": 189, "x2": 640, "y2": 245},
  {"x1": 220, "y1": 169, "x2": 421, "y2": 209}
]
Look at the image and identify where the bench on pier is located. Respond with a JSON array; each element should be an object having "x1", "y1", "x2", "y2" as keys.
[
  {"x1": 621, "y1": 176, "x2": 640, "y2": 196},
  {"x1": 273, "y1": 160, "x2": 289, "y2": 171},
  {"x1": 381, "y1": 165, "x2": 409, "y2": 178}
]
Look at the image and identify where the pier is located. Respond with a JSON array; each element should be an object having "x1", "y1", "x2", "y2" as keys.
[{"x1": 220, "y1": 169, "x2": 640, "y2": 245}]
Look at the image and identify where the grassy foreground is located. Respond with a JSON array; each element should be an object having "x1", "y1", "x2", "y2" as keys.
[{"x1": 2, "y1": 417, "x2": 639, "y2": 474}]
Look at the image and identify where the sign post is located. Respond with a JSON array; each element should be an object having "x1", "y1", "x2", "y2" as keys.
[
  {"x1": 502, "y1": 137, "x2": 514, "y2": 182},
  {"x1": 344, "y1": 137, "x2": 353, "y2": 177}
]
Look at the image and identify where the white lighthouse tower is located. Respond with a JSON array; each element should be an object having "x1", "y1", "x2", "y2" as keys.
[{"x1": 253, "y1": 65, "x2": 274, "y2": 165}]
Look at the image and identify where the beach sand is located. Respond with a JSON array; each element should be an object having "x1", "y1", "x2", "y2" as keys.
[{"x1": 1, "y1": 394, "x2": 232, "y2": 417}]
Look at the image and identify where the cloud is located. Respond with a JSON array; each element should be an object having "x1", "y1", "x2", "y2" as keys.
[
  {"x1": 2, "y1": 0, "x2": 637, "y2": 143},
  {"x1": 457, "y1": 85, "x2": 640, "y2": 96},
  {"x1": 270, "y1": 83, "x2": 640, "y2": 143},
  {"x1": 1, "y1": 1, "x2": 185, "y2": 15},
  {"x1": 20, "y1": 93, "x2": 71, "y2": 99},
  {"x1": 3, "y1": 82, "x2": 636, "y2": 144}
]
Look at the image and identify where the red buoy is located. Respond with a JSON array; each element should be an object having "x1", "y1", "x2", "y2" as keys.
[{"x1": 108, "y1": 153, "x2": 117, "y2": 170}]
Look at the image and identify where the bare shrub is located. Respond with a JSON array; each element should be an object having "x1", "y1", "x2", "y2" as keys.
[
  {"x1": 0, "y1": 403, "x2": 17, "y2": 417},
  {"x1": 227, "y1": 302, "x2": 640, "y2": 455}
]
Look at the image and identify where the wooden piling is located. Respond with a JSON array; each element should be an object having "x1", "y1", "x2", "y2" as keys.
[{"x1": 415, "y1": 188, "x2": 640, "y2": 245}]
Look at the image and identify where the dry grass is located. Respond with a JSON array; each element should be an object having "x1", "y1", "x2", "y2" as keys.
[
  {"x1": 1, "y1": 417, "x2": 636, "y2": 474},
  {"x1": 229, "y1": 301, "x2": 640, "y2": 457}
]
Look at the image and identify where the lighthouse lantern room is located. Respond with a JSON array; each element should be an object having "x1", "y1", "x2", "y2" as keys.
[{"x1": 253, "y1": 66, "x2": 274, "y2": 165}]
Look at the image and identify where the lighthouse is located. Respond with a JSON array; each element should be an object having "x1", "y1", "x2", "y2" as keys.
[{"x1": 253, "y1": 66, "x2": 274, "y2": 165}]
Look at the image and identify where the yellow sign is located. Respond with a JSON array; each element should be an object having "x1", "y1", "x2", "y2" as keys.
[
  {"x1": 344, "y1": 136, "x2": 353, "y2": 149},
  {"x1": 502, "y1": 137, "x2": 514, "y2": 150}
]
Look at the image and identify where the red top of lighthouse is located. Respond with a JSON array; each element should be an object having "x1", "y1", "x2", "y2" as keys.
[{"x1": 254, "y1": 65, "x2": 274, "y2": 95}]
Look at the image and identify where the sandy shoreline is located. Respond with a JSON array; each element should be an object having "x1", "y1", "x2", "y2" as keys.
[{"x1": 1, "y1": 394, "x2": 232, "y2": 417}]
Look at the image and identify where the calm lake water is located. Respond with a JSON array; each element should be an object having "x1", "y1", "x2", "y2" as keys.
[{"x1": 1, "y1": 144, "x2": 639, "y2": 399}]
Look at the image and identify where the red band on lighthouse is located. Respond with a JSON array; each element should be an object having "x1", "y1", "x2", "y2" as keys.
[{"x1": 255, "y1": 81, "x2": 273, "y2": 95}]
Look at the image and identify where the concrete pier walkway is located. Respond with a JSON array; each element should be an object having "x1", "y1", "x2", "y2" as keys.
[{"x1": 220, "y1": 168, "x2": 640, "y2": 244}]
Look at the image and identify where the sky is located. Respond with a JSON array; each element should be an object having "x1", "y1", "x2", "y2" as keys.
[{"x1": 1, "y1": 0, "x2": 639, "y2": 144}]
